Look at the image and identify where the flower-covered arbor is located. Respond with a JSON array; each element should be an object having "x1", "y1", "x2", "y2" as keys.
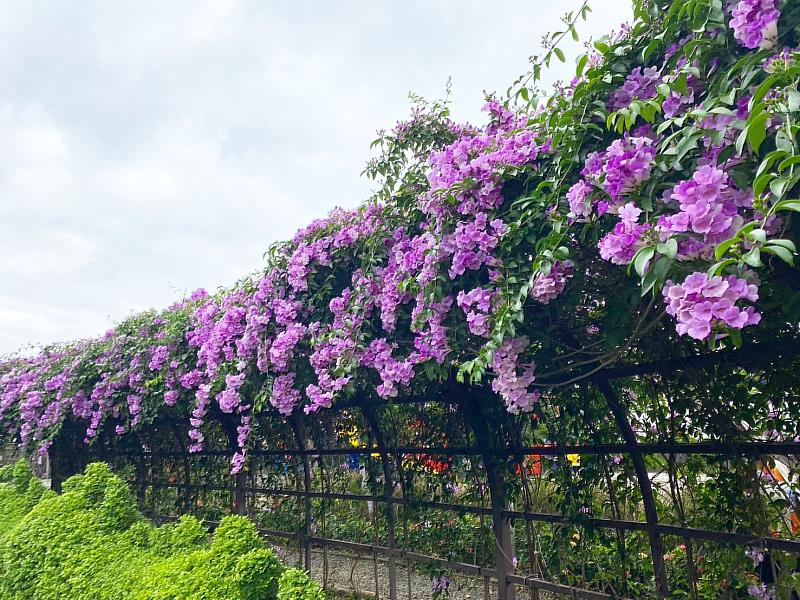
[{"x1": 3, "y1": 0, "x2": 800, "y2": 597}]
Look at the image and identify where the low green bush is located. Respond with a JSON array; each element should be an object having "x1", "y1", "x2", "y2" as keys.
[
  {"x1": 277, "y1": 568, "x2": 326, "y2": 600},
  {"x1": 0, "y1": 459, "x2": 51, "y2": 538},
  {"x1": 0, "y1": 461, "x2": 323, "y2": 600}
]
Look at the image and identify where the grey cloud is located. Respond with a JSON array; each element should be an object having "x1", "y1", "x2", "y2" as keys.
[{"x1": 0, "y1": 0, "x2": 631, "y2": 353}]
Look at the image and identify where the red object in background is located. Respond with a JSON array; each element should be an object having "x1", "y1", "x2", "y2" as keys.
[
  {"x1": 515, "y1": 454, "x2": 542, "y2": 476},
  {"x1": 413, "y1": 453, "x2": 451, "y2": 474}
]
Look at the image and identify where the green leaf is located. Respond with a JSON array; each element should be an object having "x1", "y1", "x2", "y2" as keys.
[
  {"x1": 770, "y1": 176, "x2": 794, "y2": 199},
  {"x1": 757, "y1": 150, "x2": 788, "y2": 176},
  {"x1": 742, "y1": 248, "x2": 763, "y2": 268},
  {"x1": 718, "y1": 89, "x2": 737, "y2": 105},
  {"x1": 729, "y1": 328, "x2": 743, "y2": 349},
  {"x1": 774, "y1": 200, "x2": 800, "y2": 212},
  {"x1": 747, "y1": 228, "x2": 767, "y2": 243},
  {"x1": 708, "y1": 259, "x2": 736, "y2": 276},
  {"x1": 767, "y1": 238, "x2": 796, "y2": 252},
  {"x1": 763, "y1": 244, "x2": 794, "y2": 265},
  {"x1": 746, "y1": 112, "x2": 769, "y2": 154},
  {"x1": 714, "y1": 237, "x2": 739, "y2": 261},
  {"x1": 576, "y1": 54, "x2": 588, "y2": 77},
  {"x1": 776, "y1": 129, "x2": 794, "y2": 153},
  {"x1": 553, "y1": 47, "x2": 566, "y2": 63},
  {"x1": 656, "y1": 238, "x2": 678, "y2": 259},
  {"x1": 753, "y1": 172, "x2": 775, "y2": 198},
  {"x1": 778, "y1": 156, "x2": 800, "y2": 172},
  {"x1": 735, "y1": 127, "x2": 749, "y2": 156},
  {"x1": 751, "y1": 73, "x2": 781, "y2": 108},
  {"x1": 633, "y1": 247, "x2": 655, "y2": 278}
]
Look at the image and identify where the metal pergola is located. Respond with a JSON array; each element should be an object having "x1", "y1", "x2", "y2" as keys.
[{"x1": 47, "y1": 339, "x2": 800, "y2": 599}]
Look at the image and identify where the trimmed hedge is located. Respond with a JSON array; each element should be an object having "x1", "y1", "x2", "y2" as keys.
[
  {"x1": 277, "y1": 569, "x2": 325, "y2": 600},
  {"x1": 0, "y1": 461, "x2": 323, "y2": 600}
]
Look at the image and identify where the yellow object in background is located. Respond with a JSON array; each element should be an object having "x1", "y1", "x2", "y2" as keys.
[{"x1": 566, "y1": 454, "x2": 581, "y2": 467}]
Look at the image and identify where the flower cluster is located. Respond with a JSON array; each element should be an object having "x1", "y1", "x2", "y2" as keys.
[
  {"x1": 490, "y1": 337, "x2": 540, "y2": 414},
  {"x1": 658, "y1": 165, "x2": 750, "y2": 250},
  {"x1": 662, "y1": 273, "x2": 761, "y2": 340},
  {"x1": 582, "y1": 136, "x2": 657, "y2": 205},
  {"x1": 729, "y1": 0, "x2": 780, "y2": 49},
  {"x1": 530, "y1": 261, "x2": 573, "y2": 304},
  {"x1": 0, "y1": 0, "x2": 787, "y2": 477},
  {"x1": 598, "y1": 203, "x2": 651, "y2": 265},
  {"x1": 609, "y1": 66, "x2": 661, "y2": 110},
  {"x1": 747, "y1": 583, "x2": 776, "y2": 600},
  {"x1": 456, "y1": 287, "x2": 494, "y2": 336},
  {"x1": 566, "y1": 180, "x2": 594, "y2": 219}
]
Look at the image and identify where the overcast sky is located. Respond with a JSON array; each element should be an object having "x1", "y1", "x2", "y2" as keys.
[{"x1": 0, "y1": 0, "x2": 631, "y2": 354}]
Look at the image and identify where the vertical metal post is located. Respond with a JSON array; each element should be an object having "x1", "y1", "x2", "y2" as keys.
[
  {"x1": 363, "y1": 404, "x2": 398, "y2": 600},
  {"x1": 596, "y1": 378, "x2": 669, "y2": 598},
  {"x1": 289, "y1": 415, "x2": 314, "y2": 571},
  {"x1": 460, "y1": 383, "x2": 516, "y2": 600},
  {"x1": 47, "y1": 445, "x2": 61, "y2": 493},
  {"x1": 170, "y1": 423, "x2": 192, "y2": 514},
  {"x1": 218, "y1": 416, "x2": 248, "y2": 516}
]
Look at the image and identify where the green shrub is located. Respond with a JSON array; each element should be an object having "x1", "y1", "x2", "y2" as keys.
[
  {"x1": 277, "y1": 568, "x2": 326, "y2": 600},
  {"x1": 0, "y1": 462, "x2": 318, "y2": 600},
  {"x1": 130, "y1": 516, "x2": 283, "y2": 600},
  {"x1": 0, "y1": 460, "x2": 50, "y2": 538}
]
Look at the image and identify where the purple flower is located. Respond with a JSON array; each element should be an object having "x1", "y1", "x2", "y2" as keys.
[
  {"x1": 567, "y1": 180, "x2": 594, "y2": 219},
  {"x1": 747, "y1": 583, "x2": 776, "y2": 600},
  {"x1": 663, "y1": 272, "x2": 761, "y2": 340},
  {"x1": 147, "y1": 345, "x2": 170, "y2": 371},
  {"x1": 598, "y1": 202, "x2": 650, "y2": 265},
  {"x1": 746, "y1": 546, "x2": 765, "y2": 567},
  {"x1": 271, "y1": 373, "x2": 301, "y2": 416},
  {"x1": 583, "y1": 137, "x2": 657, "y2": 205},
  {"x1": 431, "y1": 575, "x2": 451, "y2": 594},
  {"x1": 530, "y1": 261, "x2": 573, "y2": 304},
  {"x1": 230, "y1": 451, "x2": 246, "y2": 475},
  {"x1": 729, "y1": 0, "x2": 780, "y2": 49},
  {"x1": 491, "y1": 337, "x2": 540, "y2": 414},
  {"x1": 609, "y1": 66, "x2": 661, "y2": 110},
  {"x1": 657, "y1": 165, "x2": 749, "y2": 250}
]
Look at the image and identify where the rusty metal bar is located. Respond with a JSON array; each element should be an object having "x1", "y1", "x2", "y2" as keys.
[
  {"x1": 288, "y1": 415, "x2": 314, "y2": 570},
  {"x1": 362, "y1": 404, "x2": 398, "y2": 600},
  {"x1": 93, "y1": 440, "x2": 800, "y2": 458},
  {"x1": 460, "y1": 383, "x2": 516, "y2": 600},
  {"x1": 596, "y1": 379, "x2": 669, "y2": 598},
  {"x1": 132, "y1": 479, "x2": 800, "y2": 553}
]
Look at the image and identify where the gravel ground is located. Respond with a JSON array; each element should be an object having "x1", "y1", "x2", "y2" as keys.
[
  {"x1": 280, "y1": 546, "x2": 498, "y2": 600},
  {"x1": 278, "y1": 547, "x2": 559, "y2": 600}
]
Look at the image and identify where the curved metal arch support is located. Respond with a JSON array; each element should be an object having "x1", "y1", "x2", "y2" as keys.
[
  {"x1": 458, "y1": 382, "x2": 517, "y2": 600},
  {"x1": 596, "y1": 378, "x2": 669, "y2": 598},
  {"x1": 216, "y1": 414, "x2": 248, "y2": 516},
  {"x1": 361, "y1": 401, "x2": 399, "y2": 600},
  {"x1": 169, "y1": 422, "x2": 193, "y2": 515},
  {"x1": 288, "y1": 414, "x2": 314, "y2": 571}
]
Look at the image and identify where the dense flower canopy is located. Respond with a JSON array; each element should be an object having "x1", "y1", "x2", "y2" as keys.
[{"x1": 2, "y1": 0, "x2": 800, "y2": 474}]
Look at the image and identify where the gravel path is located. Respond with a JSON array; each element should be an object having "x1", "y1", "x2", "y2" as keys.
[
  {"x1": 280, "y1": 547, "x2": 498, "y2": 600},
  {"x1": 279, "y1": 546, "x2": 560, "y2": 600}
]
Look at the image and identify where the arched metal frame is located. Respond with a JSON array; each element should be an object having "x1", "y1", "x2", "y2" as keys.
[{"x1": 51, "y1": 340, "x2": 800, "y2": 600}]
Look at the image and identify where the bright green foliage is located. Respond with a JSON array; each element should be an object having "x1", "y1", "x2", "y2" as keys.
[
  {"x1": 277, "y1": 568, "x2": 326, "y2": 600},
  {"x1": 0, "y1": 460, "x2": 51, "y2": 538},
  {"x1": 0, "y1": 461, "x2": 322, "y2": 600}
]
